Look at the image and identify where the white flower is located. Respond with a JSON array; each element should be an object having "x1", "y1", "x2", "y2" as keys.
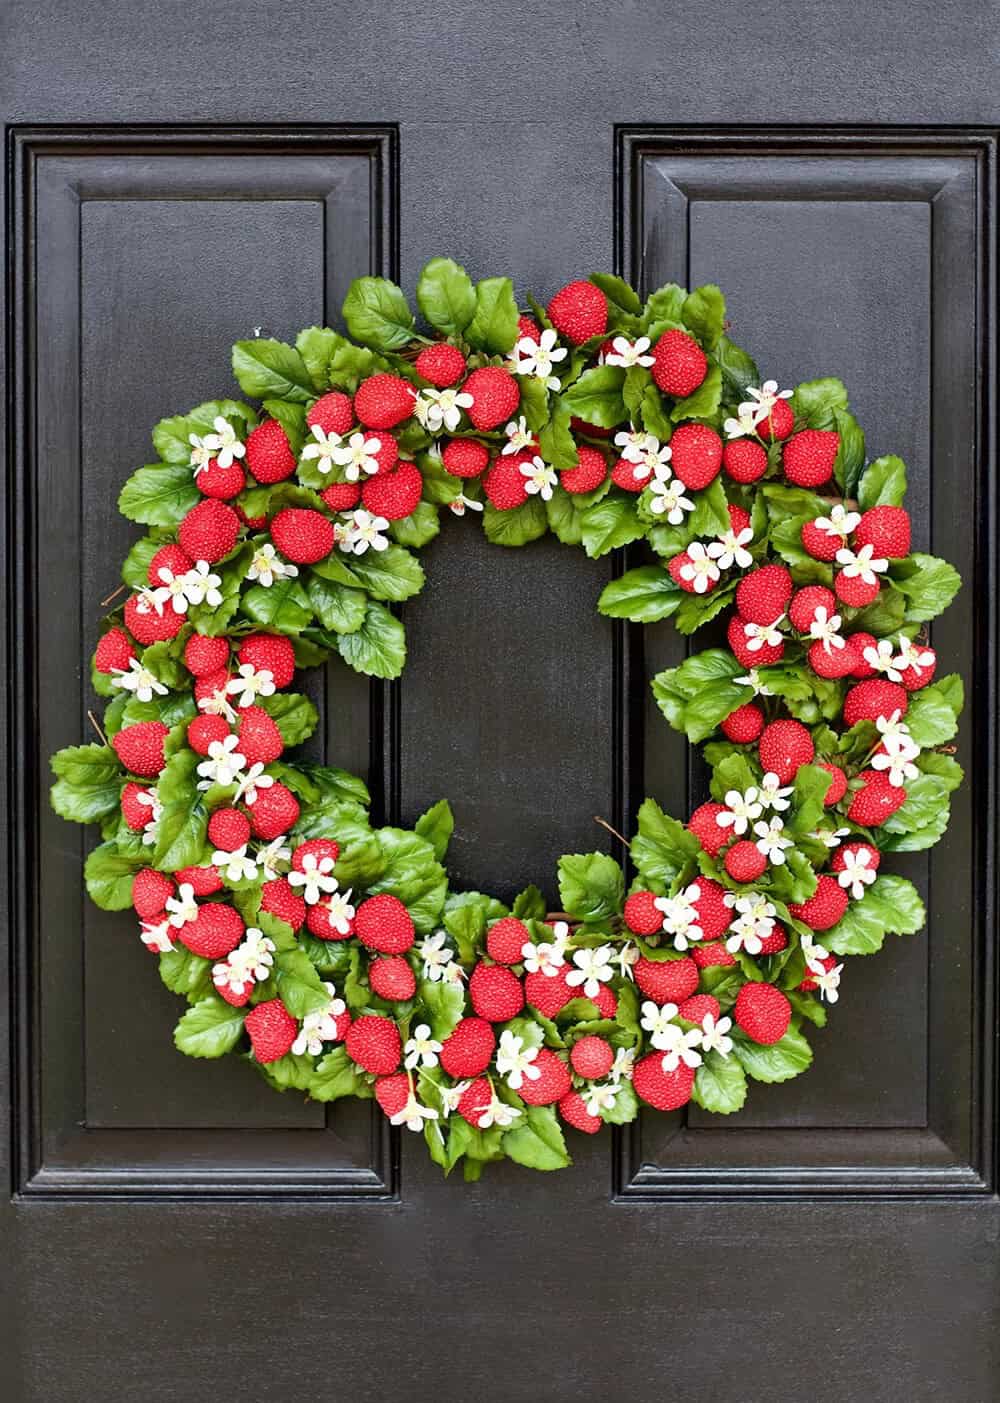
[
  {"x1": 615, "y1": 426, "x2": 657, "y2": 463},
  {"x1": 314, "y1": 888, "x2": 356, "y2": 937},
  {"x1": 502, "y1": 416, "x2": 535, "y2": 455},
  {"x1": 699, "y1": 1013, "x2": 733, "y2": 1057},
  {"x1": 447, "y1": 492, "x2": 484, "y2": 517},
  {"x1": 744, "y1": 615, "x2": 785, "y2": 652},
  {"x1": 548, "y1": 921, "x2": 572, "y2": 957},
  {"x1": 641, "y1": 1001, "x2": 702, "y2": 1069},
  {"x1": 233, "y1": 762, "x2": 273, "y2": 805},
  {"x1": 871, "y1": 714, "x2": 920, "y2": 787},
  {"x1": 741, "y1": 380, "x2": 793, "y2": 427},
  {"x1": 214, "y1": 929, "x2": 276, "y2": 999},
  {"x1": 404, "y1": 1023, "x2": 444, "y2": 1071},
  {"x1": 753, "y1": 815, "x2": 793, "y2": 865},
  {"x1": 812, "y1": 959, "x2": 844, "y2": 1003},
  {"x1": 725, "y1": 893, "x2": 777, "y2": 955},
  {"x1": 475, "y1": 1094, "x2": 521, "y2": 1130},
  {"x1": 723, "y1": 407, "x2": 760, "y2": 440},
  {"x1": 874, "y1": 710, "x2": 914, "y2": 748},
  {"x1": 641, "y1": 999, "x2": 679, "y2": 1045},
  {"x1": 495, "y1": 1029, "x2": 542, "y2": 1090},
  {"x1": 812, "y1": 504, "x2": 861, "y2": 540},
  {"x1": 520, "y1": 939, "x2": 565, "y2": 975},
  {"x1": 300, "y1": 423, "x2": 345, "y2": 475},
  {"x1": 735, "y1": 669, "x2": 773, "y2": 698},
  {"x1": 257, "y1": 836, "x2": 291, "y2": 882},
  {"x1": 660, "y1": 1027, "x2": 704, "y2": 1073},
  {"x1": 247, "y1": 543, "x2": 298, "y2": 588},
  {"x1": 134, "y1": 584, "x2": 167, "y2": 618},
  {"x1": 340, "y1": 509, "x2": 390, "y2": 555},
  {"x1": 513, "y1": 328, "x2": 567, "y2": 389},
  {"x1": 439, "y1": 1080, "x2": 470, "y2": 1116},
  {"x1": 287, "y1": 853, "x2": 338, "y2": 905},
  {"x1": 196, "y1": 734, "x2": 246, "y2": 788},
  {"x1": 416, "y1": 386, "x2": 473, "y2": 433},
  {"x1": 565, "y1": 944, "x2": 615, "y2": 999},
  {"x1": 196, "y1": 682, "x2": 238, "y2": 725},
  {"x1": 676, "y1": 540, "x2": 720, "y2": 593},
  {"x1": 139, "y1": 914, "x2": 175, "y2": 953},
  {"x1": 136, "y1": 788, "x2": 162, "y2": 845},
  {"x1": 332, "y1": 431, "x2": 382, "y2": 481},
  {"x1": 417, "y1": 931, "x2": 455, "y2": 982},
  {"x1": 863, "y1": 638, "x2": 903, "y2": 681},
  {"x1": 291, "y1": 982, "x2": 346, "y2": 1056},
  {"x1": 811, "y1": 826, "x2": 850, "y2": 849},
  {"x1": 610, "y1": 1047, "x2": 636, "y2": 1082},
  {"x1": 152, "y1": 566, "x2": 196, "y2": 616},
  {"x1": 716, "y1": 787, "x2": 763, "y2": 837},
  {"x1": 110, "y1": 657, "x2": 168, "y2": 702},
  {"x1": 636, "y1": 440, "x2": 673, "y2": 480},
  {"x1": 653, "y1": 884, "x2": 704, "y2": 951},
  {"x1": 165, "y1": 882, "x2": 198, "y2": 929},
  {"x1": 582, "y1": 1081, "x2": 621, "y2": 1116},
  {"x1": 871, "y1": 745, "x2": 919, "y2": 788},
  {"x1": 603, "y1": 334, "x2": 655, "y2": 369},
  {"x1": 210, "y1": 416, "x2": 246, "y2": 469},
  {"x1": 518, "y1": 455, "x2": 558, "y2": 501},
  {"x1": 212, "y1": 843, "x2": 259, "y2": 883},
  {"x1": 809, "y1": 606, "x2": 845, "y2": 653},
  {"x1": 893, "y1": 635, "x2": 935, "y2": 677},
  {"x1": 391, "y1": 1091, "x2": 440, "y2": 1132},
  {"x1": 225, "y1": 662, "x2": 275, "y2": 708},
  {"x1": 708, "y1": 524, "x2": 754, "y2": 571},
  {"x1": 614, "y1": 941, "x2": 639, "y2": 979},
  {"x1": 758, "y1": 772, "x2": 793, "y2": 811},
  {"x1": 650, "y1": 478, "x2": 696, "y2": 527},
  {"x1": 188, "y1": 431, "x2": 219, "y2": 471},
  {"x1": 835, "y1": 845, "x2": 879, "y2": 899},
  {"x1": 836, "y1": 543, "x2": 888, "y2": 585},
  {"x1": 182, "y1": 561, "x2": 224, "y2": 609}
]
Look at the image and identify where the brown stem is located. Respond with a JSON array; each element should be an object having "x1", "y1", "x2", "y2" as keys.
[
  {"x1": 594, "y1": 815, "x2": 629, "y2": 846},
  {"x1": 87, "y1": 709, "x2": 108, "y2": 747},
  {"x1": 100, "y1": 583, "x2": 127, "y2": 608}
]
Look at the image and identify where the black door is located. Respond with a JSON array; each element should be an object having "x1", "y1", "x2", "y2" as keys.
[{"x1": 4, "y1": 5, "x2": 998, "y2": 1400}]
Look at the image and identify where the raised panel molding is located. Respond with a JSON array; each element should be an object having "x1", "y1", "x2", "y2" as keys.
[
  {"x1": 614, "y1": 128, "x2": 997, "y2": 1198},
  {"x1": 8, "y1": 126, "x2": 399, "y2": 1199}
]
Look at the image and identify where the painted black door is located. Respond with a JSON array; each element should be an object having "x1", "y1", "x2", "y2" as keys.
[{"x1": 3, "y1": 5, "x2": 998, "y2": 1400}]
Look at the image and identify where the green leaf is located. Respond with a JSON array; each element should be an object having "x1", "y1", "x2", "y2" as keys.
[
  {"x1": 589, "y1": 272, "x2": 641, "y2": 315},
  {"x1": 418, "y1": 978, "x2": 466, "y2": 1041},
  {"x1": 580, "y1": 495, "x2": 646, "y2": 559},
  {"x1": 242, "y1": 577, "x2": 314, "y2": 633},
  {"x1": 336, "y1": 602, "x2": 406, "y2": 679},
  {"x1": 561, "y1": 365, "x2": 627, "y2": 428},
  {"x1": 857, "y1": 453, "x2": 906, "y2": 510},
  {"x1": 598, "y1": 1079, "x2": 639, "y2": 1124},
  {"x1": 692, "y1": 1051, "x2": 747, "y2": 1114},
  {"x1": 262, "y1": 400, "x2": 307, "y2": 456},
  {"x1": 537, "y1": 398, "x2": 578, "y2": 469},
  {"x1": 118, "y1": 464, "x2": 200, "y2": 526},
  {"x1": 904, "y1": 676, "x2": 963, "y2": 747},
  {"x1": 173, "y1": 996, "x2": 246, "y2": 1058},
  {"x1": 231, "y1": 338, "x2": 314, "y2": 403},
  {"x1": 346, "y1": 544, "x2": 425, "y2": 602},
  {"x1": 788, "y1": 763, "x2": 838, "y2": 837},
  {"x1": 158, "y1": 945, "x2": 214, "y2": 1000},
  {"x1": 512, "y1": 885, "x2": 546, "y2": 921},
  {"x1": 671, "y1": 364, "x2": 722, "y2": 421},
  {"x1": 305, "y1": 573, "x2": 367, "y2": 633},
  {"x1": 823, "y1": 874, "x2": 926, "y2": 955},
  {"x1": 791, "y1": 378, "x2": 848, "y2": 429},
  {"x1": 833, "y1": 409, "x2": 866, "y2": 496},
  {"x1": 714, "y1": 335, "x2": 760, "y2": 401},
  {"x1": 152, "y1": 399, "x2": 257, "y2": 464},
  {"x1": 342, "y1": 277, "x2": 414, "y2": 351},
  {"x1": 465, "y1": 276, "x2": 519, "y2": 354},
  {"x1": 557, "y1": 852, "x2": 624, "y2": 923},
  {"x1": 483, "y1": 497, "x2": 549, "y2": 548},
  {"x1": 891, "y1": 553, "x2": 962, "y2": 622},
  {"x1": 642, "y1": 282, "x2": 686, "y2": 332},
  {"x1": 733, "y1": 1027, "x2": 813, "y2": 1083},
  {"x1": 390, "y1": 500, "x2": 440, "y2": 549},
  {"x1": 369, "y1": 827, "x2": 447, "y2": 932},
  {"x1": 274, "y1": 947, "x2": 331, "y2": 1018},
  {"x1": 256, "y1": 692, "x2": 320, "y2": 747},
  {"x1": 310, "y1": 1044, "x2": 368, "y2": 1102},
  {"x1": 416, "y1": 256, "x2": 476, "y2": 336},
  {"x1": 414, "y1": 799, "x2": 454, "y2": 862},
  {"x1": 50, "y1": 743, "x2": 122, "y2": 823},
  {"x1": 502, "y1": 1104, "x2": 571, "y2": 1171},
  {"x1": 630, "y1": 797, "x2": 701, "y2": 886},
  {"x1": 84, "y1": 841, "x2": 140, "y2": 909},
  {"x1": 680, "y1": 284, "x2": 725, "y2": 350},
  {"x1": 597, "y1": 565, "x2": 681, "y2": 623},
  {"x1": 295, "y1": 327, "x2": 340, "y2": 391}
]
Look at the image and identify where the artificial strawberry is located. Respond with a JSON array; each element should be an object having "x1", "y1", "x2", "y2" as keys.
[
  {"x1": 818, "y1": 762, "x2": 848, "y2": 805},
  {"x1": 788, "y1": 874, "x2": 849, "y2": 931},
  {"x1": 651, "y1": 329, "x2": 707, "y2": 399},
  {"x1": 291, "y1": 838, "x2": 340, "y2": 872},
  {"x1": 843, "y1": 679, "x2": 908, "y2": 726},
  {"x1": 668, "y1": 551, "x2": 717, "y2": 595},
  {"x1": 757, "y1": 397, "x2": 795, "y2": 442},
  {"x1": 898, "y1": 642, "x2": 936, "y2": 691},
  {"x1": 669, "y1": 422, "x2": 723, "y2": 490},
  {"x1": 245, "y1": 998, "x2": 298, "y2": 1063},
  {"x1": 692, "y1": 940, "x2": 736, "y2": 969},
  {"x1": 307, "y1": 391, "x2": 355, "y2": 436},
  {"x1": 518, "y1": 1048, "x2": 572, "y2": 1105},
  {"x1": 186, "y1": 714, "x2": 231, "y2": 756},
  {"x1": 801, "y1": 517, "x2": 844, "y2": 562},
  {"x1": 633, "y1": 1053, "x2": 695, "y2": 1110},
  {"x1": 196, "y1": 458, "x2": 245, "y2": 499},
  {"x1": 464, "y1": 366, "x2": 520, "y2": 430},
  {"x1": 438, "y1": 1017, "x2": 496, "y2": 1078},
  {"x1": 610, "y1": 456, "x2": 649, "y2": 492},
  {"x1": 486, "y1": 916, "x2": 531, "y2": 964},
  {"x1": 687, "y1": 801, "x2": 729, "y2": 857},
  {"x1": 178, "y1": 499, "x2": 241, "y2": 562},
  {"x1": 733, "y1": 982, "x2": 791, "y2": 1044},
  {"x1": 148, "y1": 544, "x2": 194, "y2": 585},
  {"x1": 722, "y1": 439, "x2": 768, "y2": 483},
  {"x1": 834, "y1": 570, "x2": 880, "y2": 608},
  {"x1": 547, "y1": 280, "x2": 607, "y2": 344},
  {"x1": 345, "y1": 1014, "x2": 402, "y2": 1074},
  {"x1": 374, "y1": 1071, "x2": 410, "y2": 1119},
  {"x1": 354, "y1": 374, "x2": 416, "y2": 429},
  {"x1": 244, "y1": 419, "x2": 297, "y2": 484},
  {"x1": 361, "y1": 460, "x2": 423, "y2": 520},
  {"x1": 121, "y1": 781, "x2": 156, "y2": 831},
  {"x1": 847, "y1": 632, "x2": 878, "y2": 678},
  {"x1": 736, "y1": 564, "x2": 793, "y2": 625},
  {"x1": 558, "y1": 1090, "x2": 602, "y2": 1134},
  {"x1": 184, "y1": 633, "x2": 229, "y2": 677},
  {"x1": 354, "y1": 892, "x2": 415, "y2": 954},
  {"x1": 238, "y1": 633, "x2": 296, "y2": 689},
  {"x1": 725, "y1": 840, "x2": 767, "y2": 883},
  {"x1": 368, "y1": 955, "x2": 417, "y2": 1001},
  {"x1": 853, "y1": 505, "x2": 910, "y2": 559},
  {"x1": 236, "y1": 706, "x2": 284, "y2": 766},
  {"x1": 782, "y1": 429, "x2": 839, "y2": 486},
  {"x1": 560, "y1": 444, "x2": 607, "y2": 494},
  {"x1": 246, "y1": 781, "x2": 300, "y2": 839},
  {"x1": 260, "y1": 877, "x2": 306, "y2": 931},
  {"x1": 457, "y1": 1078, "x2": 492, "y2": 1129},
  {"x1": 847, "y1": 770, "x2": 907, "y2": 825},
  {"x1": 524, "y1": 965, "x2": 575, "y2": 1018},
  {"x1": 207, "y1": 806, "x2": 251, "y2": 851},
  {"x1": 570, "y1": 1035, "x2": 614, "y2": 1080},
  {"x1": 123, "y1": 593, "x2": 185, "y2": 645},
  {"x1": 94, "y1": 627, "x2": 136, "y2": 675},
  {"x1": 788, "y1": 585, "x2": 837, "y2": 633},
  {"x1": 469, "y1": 963, "x2": 524, "y2": 1021},
  {"x1": 178, "y1": 903, "x2": 245, "y2": 959},
  {"x1": 808, "y1": 638, "x2": 859, "y2": 679},
  {"x1": 624, "y1": 890, "x2": 664, "y2": 936},
  {"x1": 305, "y1": 899, "x2": 354, "y2": 941},
  {"x1": 727, "y1": 613, "x2": 785, "y2": 667},
  {"x1": 175, "y1": 865, "x2": 223, "y2": 896},
  {"x1": 799, "y1": 952, "x2": 839, "y2": 993},
  {"x1": 690, "y1": 878, "x2": 732, "y2": 941},
  {"x1": 517, "y1": 315, "x2": 542, "y2": 342},
  {"x1": 720, "y1": 702, "x2": 764, "y2": 743},
  {"x1": 678, "y1": 993, "x2": 720, "y2": 1025},
  {"x1": 758, "y1": 718, "x2": 814, "y2": 783},
  {"x1": 483, "y1": 452, "x2": 530, "y2": 510},
  {"x1": 415, "y1": 342, "x2": 467, "y2": 387},
  {"x1": 320, "y1": 482, "x2": 362, "y2": 512},
  {"x1": 756, "y1": 924, "x2": 788, "y2": 955},
  {"x1": 634, "y1": 955, "x2": 699, "y2": 1005},
  {"x1": 269, "y1": 507, "x2": 334, "y2": 564},
  {"x1": 132, "y1": 868, "x2": 174, "y2": 919},
  {"x1": 442, "y1": 438, "x2": 489, "y2": 479},
  {"x1": 111, "y1": 721, "x2": 170, "y2": 777}
]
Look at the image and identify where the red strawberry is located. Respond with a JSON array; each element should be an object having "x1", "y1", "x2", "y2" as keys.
[
  {"x1": 690, "y1": 878, "x2": 732, "y2": 941},
  {"x1": 818, "y1": 762, "x2": 848, "y2": 805},
  {"x1": 270, "y1": 507, "x2": 334, "y2": 564},
  {"x1": 758, "y1": 718, "x2": 814, "y2": 783},
  {"x1": 345, "y1": 1014, "x2": 402, "y2": 1074},
  {"x1": 756, "y1": 924, "x2": 788, "y2": 955},
  {"x1": 847, "y1": 770, "x2": 907, "y2": 825},
  {"x1": 358, "y1": 430, "x2": 398, "y2": 476},
  {"x1": 307, "y1": 391, "x2": 355, "y2": 436},
  {"x1": 692, "y1": 940, "x2": 736, "y2": 969},
  {"x1": 179, "y1": 903, "x2": 245, "y2": 959},
  {"x1": 469, "y1": 963, "x2": 524, "y2": 1021},
  {"x1": 195, "y1": 459, "x2": 244, "y2": 499},
  {"x1": 788, "y1": 874, "x2": 849, "y2": 931},
  {"x1": 651, "y1": 329, "x2": 707, "y2": 399},
  {"x1": 633, "y1": 1053, "x2": 695, "y2": 1110},
  {"x1": 237, "y1": 706, "x2": 284, "y2": 766},
  {"x1": 831, "y1": 841, "x2": 881, "y2": 877},
  {"x1": 854, "y1": 505, "x2": 910, "y2": 559},
  {"x1": 757, "y1": 398, "x2": 795, "y2": 442},
  {"x1": 592, "y1": 984, "x2": 617, "y2": 1019},
  {"x1": 570, "y1": 1035, "x2": 614, "y2": 1080},
  {"x1": 570, "y1": 417, "x2": 612, "y2": 440},
  {"x1": 725, "y1": 840, "x2": 767, "y2": 882},
  {"x1": 899, "y1": 644, "x2": 936, "y2": 692},
  {"x1": 178, "y1": 499, "x2": 240, "y2": 562},
  {"x1": 238, "y1": 634, "x2": 295, "y2": 689},
  {"x1": 558, "y1": 1090, "x2": 602, "y2": 1134},
  {"x1": 121, "y1": 782, "x2": 155, "y2": 831},
  {"x1": 192, "y1": 669, "x2": 232, "y2": 711},
  {"x1": 355, "y1": 893, "x2": 415, "y2": 954},
  {"x1": 834, "y1": 570, "x2": 880, "y2": 608},
  {"x1": 94, "y1": 627, "x2": 135, "y2": 674},
  {"x1": 799, "y1": 952, "x2": 839, "y2": 992},
  {"x1": 175, "y1": 865, "x2": 223, "y2": 896},
  {"x1": 678, "y1": 993, "x2": 720, "y2": 1025},
  {"x1": 801, "y1": 519, "x2": 843, "y2": 563},
  {"x1": 439, "y1": 1017, "x2": 496, "y2": 1078},
  {"x1": 207, "y1": 807, "x2": 251, "y2": 851},
  {"x1": 788, "y1": 585, "x2": 837, "y2": 633},
  {"x1": 668, "y1": 551, "x2": 716, "y2": 595},
  {"x1": 483, "y1": 452, "x2": 530, "y2": 510},
  {"x1": 354, "y1": 374, "x2": 416, "y2": 429},
  {"x1": 361, "y1": 460, "x2": 423, "y2": 520},
  {"x1": 306, "y1": 899, "x2": 354, "y2": 941},
  {"x1": 184, "y1": 633, "x2": 229, "y2": 677},
  {"x1": 124, "y1": 593, "x2": 185, "y2": 645},
  {"x1": 457, "y1": 1078, "x2": 492, "y2": 1128},
  {"x1": 320, "y1": 481, "x2": 362, "y2": 512},
  {"x1": 669, "y1": 422, "x2": 723, "y2": 490},
  {"x1": 415, "y1": 343, "x2": 467, "y2": 387},
  {"x1": 369, "y1": 955, "x2": 417, "y2": 1001},
  {"x1": 374, "y1": 1071, "x2": 410, "y2": 1119},
  {"x1": 847, "y1": 632, "x2": 878, "y2": 679},
  {"x1": 187, "y1": 714, "x2": 231, "y2": 756},
  {"x1": 486, "y1": 916, "x2": 531, "y2": 964},
  {"x1": 610, "y1": 456, "x2": 649, "y2": 492},
  {"x1": 112, "y1": 721, "x2": 169, "y2": 777},
  {"x1": 464, "y1": 367, "x2": 520, "y2": 431},
  {"x1": 245, "y1": 998, "x2": 297, "y2": 1063},
  {"x1": 518, "y1": 1048, "x2": 572, "y2": 1105},
  {"x1": 517, "y1": 315, "x2": 542, "y2": 342},
  {"x1": 808, "y1": 638, "x2": 859, "y2": 679},
  {"x1": 688, "y1": 801, "x2": 729, "y2": 857},
  {"x1": 547, "y1": 281, "x2": 607, "y2": 344},
  {"x1": 560, "y1": 444, "x2": 607, "y2": 494},
  {"x1": 727, "y1": 613, "x2": 784, "y2": 667},
  {"x1": 442, "y1": 438, "x2": 489, "y2": 479},
  {"x1": 733, "y1": 983, "x2": 791, "y2": 1044},
  {"x1": 843, "y1": 679, "x2": 908, "y2": 727},
  {"x1": 723, "y1": 439, "x2": 768, "y2": 483},
  {"x1": 525, "y1": 965, "x2": 575, "y2": 1018},
  {"x1": 132, "y1": 868, "x2": 174, "y2": 919},
  {"x1": 782, "y1": 429, "x2": 839, "y2": 487},
  {"x1": 246, "y1": 781, "x2": 300, "y2": 839},
  {"x1": 728, "y1": 503, "x2": 751, "y2": 534},
  {"x1": 148, "y1": 544, "x2": 194, "y2": 585},
  {"x1": 624, "y1": 890, "x2": 664, "y2": 936},
  {"x1": 292, "y1": 838, "x2": 340, "y2": 872},
  {"x1": 736, "y1": 564, "x2": 793, "y2": 625},
  {"x1": 634, "y1": 955, "x2": 699, "y2": 1005},
  {"x1": 236, "y1": 504, "x2": 268, "y2": 531},
  {"x1": 244, "y1": 419, "x2": 297, "y2": 484},
  {"x1": 260, "y1": 877, "x2": 306, "y2": 931},
  {"x1": 721, "y1": 702, "x2": 764, "y2": 744}
]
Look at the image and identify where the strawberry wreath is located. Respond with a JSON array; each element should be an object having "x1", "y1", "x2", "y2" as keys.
[{"x1": 50, "y1": 260, "x2": 963, "y2": 1178}]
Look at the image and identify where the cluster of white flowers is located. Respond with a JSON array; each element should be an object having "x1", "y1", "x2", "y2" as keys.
[
  {"x1": 136, "y1": 559, "x2": 224, "y2": 618},
  {"x1": 188, "y1": 416, "x2": 246, "y2": 471},
  {"x1": 212, "y1": 927, "x2": 276, "y2": 1001},
  {"x1": 510, "y1": 328, "x2": 568, "y2": 390},
  {"x1": 521, "y1": 920, "x2": 571, "y2": 975},
  {"x1": 301, "y1": 426, "x2": 381, "y2": 480},
  {"x1": 715, "y1": 775, "x2": 793, "y2": 868},
  {"x1": 292, "y1": 983, "x2": 348, "y2": 1056},
  {"x1": 871, "y1": 710, "x2": 920, "y2": 787},
  {"x1": 336, "y1": 508, "x2": 390, "y2": 556},
  {"x1": 640, "y1": 1001, "x2": 734, "y2": 1075},
  {"x1": 194, "y1": 731, "x2": 275, "y2": 806},
  {"x1": 722, "y1": 381, "x2": 793, "y2": 440},
  {"x1": 863, "y1": 633, "x2": 935, "y2": 686},
  {"x1": 723, "y1": 891, "x2": 779, "y2": 955},
  {"x1": 653, "y1": 883, "x2": 703, "y2": 951},
  {"x1": 803, "y1": 938, "x2": 844, "y2": 1003}
]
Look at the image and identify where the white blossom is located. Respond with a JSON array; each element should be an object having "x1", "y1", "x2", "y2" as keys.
[
  {"x1": 725, "y1": 893, "x2": 777, "y2": 955},
  {"x1": 495, "y1": 1029, "x2": 542, "y2": 1090},
  {"x1": 314, "y1": 887, "x2": 356, "y2": 937},
  {"x1": 753, "y1": 815, "x2": 793, "y2": 865},
  {"x1": 287, "y1": 853, "x2": 338, "y2": 905},
  {"x1": 654, "y1": 884, "x2": 704, "y2": 951},
  {"x1": 210, "y1": 416, "x2": 246, "y2": 469},
  {"x1": 699, "y1": 1013, "x2": 733, "y2": 1057},
  {"x1": 716, "y1": 787, "x2": 763, "y2": 837},
  {"x1": 518, "y1": 455, "x2": 558, "y2": 501},
  {"x1": 835, "y1": 846, "x2": 879, "y2": 899},
  {"x1": 640, "y1": 999, "x2": 681, "y2": 1048},
  {"x1": 723, "y1": 407, "x2": 760, "y2": 440},
  {"x1": 152, "y1": 566, "x2": 196, "y2": 616},
  {"x1": 196, "y1": 683, "x2": 238, "y2": 725},
  {"x1": 300, "y1": 423, "x2": 344, "y2": 475},
  {"x1": 744, "y1": 615, "x2": 785, "y2": 652},
  {"x1": 225, "y1": 662, "x2": 275, "y2": 708},
  {"x1": 520, "y1": 939, "x2": 565, "y2": 976},
  {"x1": 614, "y1": 941, "x2": 639, "y2": 980},
  {"x1": 512, "y1": 328, "x2": 567, "y2": 389},
  {"x1": 247, "y1": 543, "x2": 298, "y2": 588},
  {"x1": 139, "y1": 915, "x2": 175, "y2": 953},
  {"x1": 610, "y1": 1047, "x2": 636, "y2": 1082},
  {"x1": 390, "y1": 1091, "x2": 440, "y2": 1132},
  {"x1": 740, "y1": 380, "x2": 793, "y2": 427},
  {"x1": 836, "y1": 543, "x2": 888, "y2": 585},
  {"x1": 475, "y1": 1094, "x2": 521, "y2": 1130},
  {"x1": 708, "y1": 525, "x2": 754, "y2": 571},
  {"x1": 291, "y1": 982, "x2": 346, "y2": 1056},
  {"x1": 196, "y1": 734, "x2": 246, "y2": 788},
  {"x1": 212, "y1": 843, "x2": 258, "y2": 883},
  {"x1": 812, "y1": 504, "x2": 861, "y2": 540},
  {"x1": 863, "y1": 638, "x2": 903, "y2": 681},
  {"x1": 735, "y1": 669, "x2": 773, "y2": 698},
  {"x1": 502, "y1": 416, "x2": 535, "y2": 455},
  {"x1": 188, "y1": 431, "x2": 219, "y2": 471},
  {"x1": 417, "y1": 931, "x2": 455, "y2": 982},
  {"x1": 582, "y1": 1081, "x2": 621, "y2": 1116},
  {"x1": 404, "y1": 1023, "x2": 444, "y2": 1071},
  {"x1": 340, "y1": 509, "x2": 390, "y2": 555},
  {"x1": 110, "y1": 657, "x2": 168, "y2": 702},
  {"x1": 809, "y1": 606, "x2": 845, "y2": 653},
  {"x1": 257, "y1": 836, "x2": 292, "y2": 882},
  {"x1": 233, "y1": 762, "x2": 274, "y2": 806},
  {"x1": 603, "y1": 335, "x2": 655, "y2": 369},
  {"x1": 811, "y1": 826, "x2": 850, "y2": 849},
  {"x1": 182, "y1": 561, "x2": 223, "y2": 609},
  {"x1": 650, "y1": 478, "x2": 695, "y2": 526},
  {"x1": 447, "y1": 492, "x2": 484, "y2": 517},
  {"x1": 332, "y1": 431, "x2": 382, "y2": 481},
  {"x1": 615, "y1": 426, "x2": 657, "y2": 463},
  {"x1": 165, "y1": 882, "x2": 198, "y2": 929},
  {"x1": 811, "y1": 960, "x2": 844, "y2": 1003},
  {"x1": 566, "y1": 944, "x2": 615, "y2": 999},
  {"x1": 893, "y1": 635, "x2": 935, "y2": 677},
  {"x1": 758, "y1": 772, "x2": 793, "y2": 811},
  {"x1": 416, "y1": 386, "x2": 473, "y2": 433}
]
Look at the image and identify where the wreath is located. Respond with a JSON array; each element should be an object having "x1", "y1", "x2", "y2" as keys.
[{"x1": 49, "y1": 259, "x2": 964, "y2": 1179}]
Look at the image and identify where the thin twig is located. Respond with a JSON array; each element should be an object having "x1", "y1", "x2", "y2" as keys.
[
  {"x1": 87, "y1": 709, "x2": 108, "y2": 746},
  {"x1": 594, "y1": 815, "x2": 629, "y2": 846},
  {"x1": 100, "y1": 583, "x2": 127, "y2": 608}
]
